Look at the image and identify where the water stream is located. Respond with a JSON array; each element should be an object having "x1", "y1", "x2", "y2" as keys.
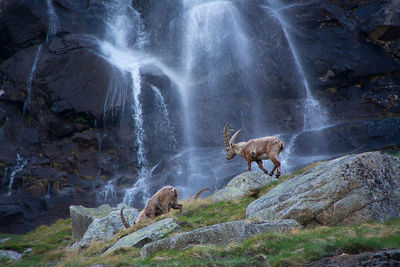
[{"x1": 7, "y1": 154, "x2": 27, "y2": 196}]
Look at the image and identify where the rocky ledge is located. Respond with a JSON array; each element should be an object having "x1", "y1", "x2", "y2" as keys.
[{"x1": 246, "y1": 152, "x2": 400, "y2": 226}]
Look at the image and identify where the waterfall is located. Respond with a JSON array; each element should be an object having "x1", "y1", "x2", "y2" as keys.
[
  {"x1": 23, "y1": 45, "x2": 42, "y2": 115},
  {"x1": 97, "y1": 179, "x2": 117, "y2": 205},
  {"x1": 7, "y1": 154, "x2": 27, "y2": 196},
  {"x1": 263, "y1": 0, "x2": 329, "y2": 172},
  {"x1": 151, "y1": 85, "x2": 177, "y2": 150},
  {"x1": 97, "y1": 0, "x2": 187, "y2": 205},
  {"x1": 46, "y1": 0, "x2": 59, "y2": 41}
]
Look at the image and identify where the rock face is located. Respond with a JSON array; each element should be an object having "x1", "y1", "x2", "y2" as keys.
[
  {"x1": 211, "y1": 172, "x2": 278, "y2": 202},
  {"x1": 246, "y1": 152, "x2": 400, "y2": 226},
  {"x1": 140, "y1": 219, "x2": 299, "y2": 258},
  {"x1": 105, "y1": 218, "x2": 180, "y2": 253}
]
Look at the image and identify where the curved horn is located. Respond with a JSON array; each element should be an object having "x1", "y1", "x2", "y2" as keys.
[
  {"x1": 229, "y1": 129, "x2": 242, "y2": 146},
  {"x1": 223, "y1": 123, "x2": 230, "y2": 147}
]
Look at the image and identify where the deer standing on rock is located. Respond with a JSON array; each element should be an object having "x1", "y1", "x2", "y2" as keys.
[{"x1": 223, "y1": 123, "x2": 284, "y2": 178}]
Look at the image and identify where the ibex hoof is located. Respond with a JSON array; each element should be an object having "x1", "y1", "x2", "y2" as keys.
[
  {"x1": 276, "y1": 174, "x2": 281, "y2": 178},
  {"x1": 268, "y1": 173, "x2": 273, "y2": 177}
]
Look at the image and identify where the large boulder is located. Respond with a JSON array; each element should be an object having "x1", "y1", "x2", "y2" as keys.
[
  {"x1": 105, "y1": 218, "x2": 180, "y2": 253},
  {"x1": 211, "y1": 171, "x2": 278, "y2": 202},
  {"x1": 70, "y1": 204, "x2": 128, "y2": 241},
  {"x1": 72, "y1": 205, "x2": 139, "y2": 249},
  {"x1": 246, "y1": 152, "x2": 400, "y2": 226},
  {"x1": 140, "y1": 219, "x2": 299, "y2": 258}
]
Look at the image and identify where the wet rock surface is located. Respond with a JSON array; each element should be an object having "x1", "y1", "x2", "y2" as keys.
[{"x1": 246, "y1": 152, "x2": 400, "y2": 226}]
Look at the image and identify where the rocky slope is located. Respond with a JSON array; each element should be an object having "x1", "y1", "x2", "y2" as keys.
[{"x1": 0, "y1": 0, "x2": 399, "y2": 234}]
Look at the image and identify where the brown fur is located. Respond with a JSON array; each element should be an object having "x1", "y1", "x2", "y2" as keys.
[
  {"x1": 135, "y1": 185, "x2": 182, "y2": 225},
  {"x1": 224, "y1": 123, "x2": 284, "y2": 178}
]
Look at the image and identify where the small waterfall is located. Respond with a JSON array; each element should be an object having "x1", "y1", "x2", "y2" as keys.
[
  {"x1": 45, "y1": 182, "x2": 51, "y2": 198},
  {"x1": 263, "y1": 0, "x2": 329, "y2": 172},
  {"x1": 151, "y1": 85, "x2": 177, "y2": 150},
  {"x1": 97, "y1": 179, "x2": 117, "y2": 205},
  {"x1": 46, "y1": 0, "x2": 59, "y2": 41},
  {"x1": 7, "y1": 154, "x2": 27, "y2": 196},
  {"x1": 23, "y1": 45, "x2": 42, "y2": 115}
]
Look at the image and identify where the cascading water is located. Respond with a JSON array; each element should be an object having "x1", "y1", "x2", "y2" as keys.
[
  {"x1": 97, "y1": 179, "x2": 117, "y2": 205},
  {"x1": 263, "y1": 0, "x2": 329, "y2": 172},
  {"x1": 97, "y1": 0, "x2": 186, "y2": 205},
  {"x1": 7, "y1": 154, "x2": 27, "y2": 196},
  {"x1": 151, "y1": 85, "x2": 177, "y2": 150},
  {"x1": 23, "y1": 44, "x2": 42, "y2": 115},
  {"x1": 46, "y1": 0, "x2": 59, "y2": 41}
]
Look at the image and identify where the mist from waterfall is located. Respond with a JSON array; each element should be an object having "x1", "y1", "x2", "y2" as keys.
[{"x1": 95, "y1": 0, "x2": 333, "y2": 203}]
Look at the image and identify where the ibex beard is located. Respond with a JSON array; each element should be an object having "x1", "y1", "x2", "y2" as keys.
[{"x1": 223, "y1": 123, "x2": 284, "y2": 178}]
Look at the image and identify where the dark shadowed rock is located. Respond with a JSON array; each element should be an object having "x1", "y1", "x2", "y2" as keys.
[
  {"x1": 140, "y1": 219, "x2": 299, "y2": 258},
  {"x1": 246, "y1": 152, "x2": 400, "y2": 226},
  {"x1": 305, "y1": 249, "x2": 400, "y2": 267}
]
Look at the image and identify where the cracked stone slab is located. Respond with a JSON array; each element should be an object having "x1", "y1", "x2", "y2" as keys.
[
  {"x1": 141, "y1": 219, "x2": 299, "y2": 258},
  {"x1": 104, "y1": 218, "x2": 180, "y2": 254},
  {"x1": 246, "y1": 152, "x2": 400, "y2": 226}
]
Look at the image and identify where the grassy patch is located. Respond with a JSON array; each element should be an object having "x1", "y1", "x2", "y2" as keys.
[{"x1": 0, "y1": 219, "x2": 72, "y2": 266}]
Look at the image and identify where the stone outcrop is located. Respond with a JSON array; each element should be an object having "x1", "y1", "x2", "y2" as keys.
[
  {"x1": 71, "y1": 205, "x2": 140, "y2": 249},
  {"x1": 246, "y1": 152, "x2": 400, "y2": 226},
  {"x1": 140, "y1": 219, "x2": 299, "y2": 258},
  {"x1": 105, "y1": 218, "x2": 180, "y2": 253},
  {"x1": 211, "y1": 171, "x2": 278, "y2": 202},
  {"x1": 70, "y1": 204, "x2": 138, "y2": 242}
]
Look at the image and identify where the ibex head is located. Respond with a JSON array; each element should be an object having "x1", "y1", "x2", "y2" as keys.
[{"x1": 224, "y1": 123, "x2": 241, "y2": 160}]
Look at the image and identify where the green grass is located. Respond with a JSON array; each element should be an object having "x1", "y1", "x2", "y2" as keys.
[{"x1": 0, "y1": 219, "x2": 72, "y2": 266}]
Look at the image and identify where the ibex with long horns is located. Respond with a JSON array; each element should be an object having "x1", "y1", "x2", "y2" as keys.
[{"x1": 223, "y1": 123, "x2": 284, "y2": 178}]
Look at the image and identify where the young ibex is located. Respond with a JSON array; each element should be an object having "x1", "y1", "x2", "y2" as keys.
[{"x1": 224, "y1": 123, "x2": 284, "y2": 178}]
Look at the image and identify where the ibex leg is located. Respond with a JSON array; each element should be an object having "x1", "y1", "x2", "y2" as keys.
[
  {"x1": 256, "y1": 160, "x2": 268, "y2": 174},
  {"x1": 269, "y1": 154, "x2": 281, "y2": 178}
]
